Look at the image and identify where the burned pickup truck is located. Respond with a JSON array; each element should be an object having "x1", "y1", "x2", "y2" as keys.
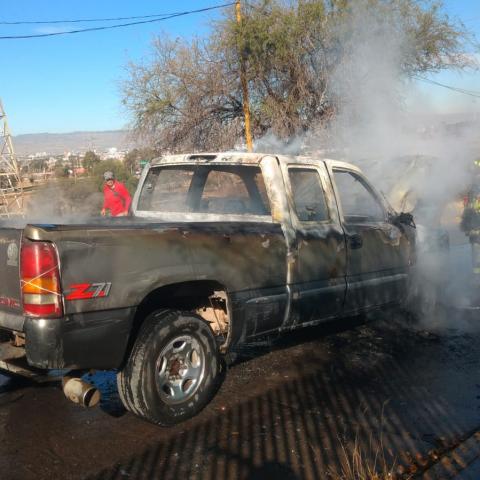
[{"x1": 0, "y1": 153, "x2": 415, "y2": 425}]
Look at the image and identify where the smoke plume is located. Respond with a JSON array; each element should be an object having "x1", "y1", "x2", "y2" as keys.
[{"x1": 255, "y1": 1, "x2": 479, "y2": 328}]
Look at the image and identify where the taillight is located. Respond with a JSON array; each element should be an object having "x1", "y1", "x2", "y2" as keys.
[{"x1": 20, "y1": 240, "x2": 63, "y2": 318}]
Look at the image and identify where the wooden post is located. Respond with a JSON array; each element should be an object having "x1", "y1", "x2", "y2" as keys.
[{"x1": 236, "y1": 0, "x2": 253, "y2": 152}]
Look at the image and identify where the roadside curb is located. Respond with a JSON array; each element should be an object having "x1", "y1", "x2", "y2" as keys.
[{"x1": 421, "y1": 431, "x2": 480, "y2": 479}]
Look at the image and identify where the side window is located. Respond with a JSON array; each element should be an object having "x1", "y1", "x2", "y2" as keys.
[
  {"x1": 201, "y1": 171, "x2": 249, "y2": 214},
  {"x1": 333, "y1": 170, "x2": 385, "y2": 223},
  {"x1": 200, "y1": 168, "x2": 270, "y2": 215},
  {"x1": 137, "y1": 165, "x2": 271, "y2": 216},
  {"x1": 288, "y1": 168, "x2": 329, "y2": 222},
  {"x1": 138, "y1": 167, "x2": 194, "y2": 212}
]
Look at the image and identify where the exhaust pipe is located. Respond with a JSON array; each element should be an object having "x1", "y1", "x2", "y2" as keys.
[{"x1": 62, "y1": 375, "x2": 101, "y2": 408}]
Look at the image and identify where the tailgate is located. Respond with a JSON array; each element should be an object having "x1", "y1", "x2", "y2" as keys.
[{"x1": 0, "y1": 228, "x2": 23, "y2": 329}]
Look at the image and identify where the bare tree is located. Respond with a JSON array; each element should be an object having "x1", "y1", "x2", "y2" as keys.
[
  {"x1": 122, "y1": 0, "x2": 476, "y2": 152},
  {"x1": 123, "y1": 37, "x2": 244, "y2": 152}
]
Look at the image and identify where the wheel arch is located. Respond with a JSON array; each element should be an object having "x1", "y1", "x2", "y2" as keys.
[{"x1": 123, "y1": 280, "x2": 232, "y2": 366}]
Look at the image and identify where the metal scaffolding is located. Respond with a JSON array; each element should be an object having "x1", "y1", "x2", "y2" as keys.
[{"x1": 0, "y1": 99, "x2": 23, "y2": 217}]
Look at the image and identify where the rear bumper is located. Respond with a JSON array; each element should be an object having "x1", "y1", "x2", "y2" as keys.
[{"x1": 0, "y1": 308, "x2": 135, "y2": 370}]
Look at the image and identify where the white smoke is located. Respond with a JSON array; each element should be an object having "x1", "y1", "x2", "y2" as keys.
[
  {"x1": 323, "y1": 3, "x2": 479, "y2": 328},
  {"x1": 254, "y1": 1, "x2": 479, "y2": 326},
  {"x1": 255, "y1": 2, "x2": 478, "y2": 217},
  {"x1": 23, "y1": 180, "x2": 103, "y2": 224}
]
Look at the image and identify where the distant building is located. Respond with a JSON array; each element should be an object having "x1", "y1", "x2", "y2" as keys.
[
  {"x1": 100, "y1": 147, "x2": 126, "y2": 161},
  {"x1": 46, "y1": 157, "x2": 57, "y2": 169}
]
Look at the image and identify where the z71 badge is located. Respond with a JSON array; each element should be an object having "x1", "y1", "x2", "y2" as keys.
[{"x1": 65, "y1": 282, "x2": 112, "y2": 300}]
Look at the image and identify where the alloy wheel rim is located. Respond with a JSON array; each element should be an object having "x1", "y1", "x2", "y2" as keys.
[{"x1": 155, "y1": 335, "x2": 206, "y2": 405}]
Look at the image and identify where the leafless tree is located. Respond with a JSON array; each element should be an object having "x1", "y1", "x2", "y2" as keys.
[{"x1": 122, "y1": 0, "x2": 476, "y2": 153}]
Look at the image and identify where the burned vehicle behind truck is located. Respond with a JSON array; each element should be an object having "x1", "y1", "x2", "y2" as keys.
[{"x1": 0, "y1": 153, "x2": 416, "y2": 425}]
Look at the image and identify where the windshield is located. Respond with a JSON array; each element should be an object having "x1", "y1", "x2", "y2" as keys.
[{"x1": 137, "y1": 165, "x2": 271, "y2": 217}]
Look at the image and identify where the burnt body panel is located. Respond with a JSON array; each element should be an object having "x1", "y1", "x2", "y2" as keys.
[
  {"x1": 277, "y1": 158, "x2": 348, "y2": 326},
  {"x1": 326, "y1": 163, "x2": 414, "y2": 313},
  {"x1": 24, "y1": 221, "x2": 287, "y2": 316},
  {"x1": 21, "y1": 220, "x2": 287, "y2": 368},
  {"x1": 0, "y1": 153, "x2": 415, "y2": 375},
  {"x1": 230, "y1": 286, "x2": 289, "y2": 341},
  {"x1": 342, "y1": 222, "x2": 411, "y2": 311},
  {"x1": 25, "y1": 308, "x2": 135, "y2": 369}
]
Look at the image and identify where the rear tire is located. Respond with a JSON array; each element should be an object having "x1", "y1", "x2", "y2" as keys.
[{"x1": 117, "y1": 309, "x2": 221, "y2": 426}]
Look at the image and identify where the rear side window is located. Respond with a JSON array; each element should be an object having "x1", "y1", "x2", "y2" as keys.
[
  {"x1": 288, "y1": 168, "x2": 329, "y2": 222},
  {"x1": 333, "y1": 170, "x2": 385, "y2": 223},
  {"x1": 201, "y1": 170, "x2": 251, "y2": 214},
  {"x1": 137, "y1": 168, "x2": 194, "y2": 212},
  {"x1": 138, "y1": 165, "x2": 270, "y2": 216}
]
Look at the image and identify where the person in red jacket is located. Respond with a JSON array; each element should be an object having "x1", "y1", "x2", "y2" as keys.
[{"x1": 100, "y1": 171, "x2": 132, "y2": 217}]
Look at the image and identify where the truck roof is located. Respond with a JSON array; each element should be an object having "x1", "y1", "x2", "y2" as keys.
[{"x1": 150, "y1": 152, "x2": 359, "y2": 172}]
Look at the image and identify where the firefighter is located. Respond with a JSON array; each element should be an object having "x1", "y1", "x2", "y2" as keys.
[
  {"x1": 474, "y1": 193, "x2": 480, "y2": 213},
  {"x1": 472, "y1": 189, "x2": 480, "y2": 276},
  {"x1": 459, "y1": 159, "x2": 479, "y2": 278},
  {"x1": 100, "y1": 171, "x2": 132, "y2": 217},
  {"x1": 469, "y1": 158, "x2": 480, "y2": 276},
  {"x1": 465, "y1": 160, "x2": 480, "y2": 277}
]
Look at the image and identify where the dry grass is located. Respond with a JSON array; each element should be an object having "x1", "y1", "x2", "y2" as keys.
[
  {"x1": 332, "y1": 434, "x2": 400, "y2": 480},
  {"x1": 328, "y1": 404, "x2": 412, "y2": 480}
]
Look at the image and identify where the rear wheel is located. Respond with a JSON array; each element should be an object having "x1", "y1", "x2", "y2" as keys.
[{"x1": 117, "y1": 309, "x2": 222, "y2": 426}]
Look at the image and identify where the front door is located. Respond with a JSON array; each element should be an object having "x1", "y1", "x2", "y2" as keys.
[
  {"x1": 330, "y1": 167, "x2": 411, "y2": 312},
  {"x1": 280, "y1": 160, "x2": 347, "y2": 326}
]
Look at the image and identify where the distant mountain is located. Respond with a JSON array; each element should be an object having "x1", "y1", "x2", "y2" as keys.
[
  {"x1": 11, "y1": 112, "x2": 479, "y2": 157},
  {"x1": 12, "y1": 130, "x2": 138, "y2": 156}
]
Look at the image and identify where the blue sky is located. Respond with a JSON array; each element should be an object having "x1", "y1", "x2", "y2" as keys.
[
  {"x1": 1, "y1": 0, "x2": 479, "y2": 135},
  {"x1": 414, "y1": 0, "x2": 480, "y2": 115}
]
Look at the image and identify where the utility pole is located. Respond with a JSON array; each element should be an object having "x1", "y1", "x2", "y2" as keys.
[
  {"x1": 0, "y1": 99, "x2": 23, "y2": 218},
  {"x1": 235, "y1": 0, "x2": 253, "y2": 152}
]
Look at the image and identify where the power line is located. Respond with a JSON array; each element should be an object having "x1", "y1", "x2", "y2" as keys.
[
  {"x1": 0, "y1": 3, "x2": 235, "y2": 40},
  {"x1": 0, "y1": 13, "x2": 173, "y2": 25},
  {"x1": 411, "y1": 74, "x2": 480, "y2": 99}
]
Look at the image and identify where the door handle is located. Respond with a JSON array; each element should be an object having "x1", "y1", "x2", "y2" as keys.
[{"x1": 348, "y1": 233, "x2": 363, "y2": 249}]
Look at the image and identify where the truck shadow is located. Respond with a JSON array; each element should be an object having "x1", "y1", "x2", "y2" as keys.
[
  {"x1": 90, "y1": 313, "x2": 476, "y2": 480},
  {"x1": 0, "y1": 316, "x2": 368, "y2": 419},
  {"x1": 228, "y1": 314, "x2": 368, "y2": 365},
  {"x1": 92, "y1": 315, "x2": 370, "y2": 420}
]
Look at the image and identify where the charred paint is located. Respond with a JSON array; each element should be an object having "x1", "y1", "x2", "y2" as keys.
[{"x1": 0, "y1": 153, "x2": 415, "y2": 372}]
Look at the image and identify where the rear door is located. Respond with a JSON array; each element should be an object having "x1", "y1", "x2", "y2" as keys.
[
  {"x1": 329, "y1": 166, "x2": 411, "y2": 312},
  {"x1": 279, "y1": 158, "x2": 347, "y2": 326},
  {"x1": 0, "y1": 228, "x2": 24, "y2": 329}
]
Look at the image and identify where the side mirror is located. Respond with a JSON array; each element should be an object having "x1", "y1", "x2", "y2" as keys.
[{"x1": 392, "y1": 211, "x2": 416, "y2": 228}]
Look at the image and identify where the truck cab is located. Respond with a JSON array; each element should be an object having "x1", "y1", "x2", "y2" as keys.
[{"x1": 133, "y1": 153, "x2": 414, "y2": 334}]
